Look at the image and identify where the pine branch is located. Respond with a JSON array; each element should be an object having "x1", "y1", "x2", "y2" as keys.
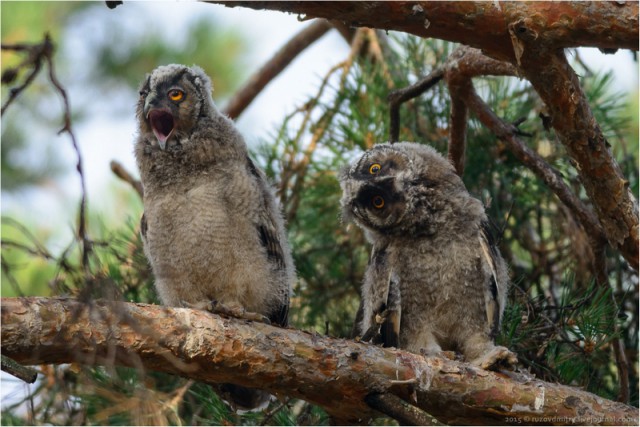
[
  {"x1": 500, "y1": 8, "x2": 639, "y2": 271},
  {"x1": 387, "y1": 67, "x2": 444, "y2": 144},
  {"x1": 208, "y1": 0, "x2": 639, "y2": 271},
  {"x1": 2, "y1": 297, "x2": 638, "y2": 425}
]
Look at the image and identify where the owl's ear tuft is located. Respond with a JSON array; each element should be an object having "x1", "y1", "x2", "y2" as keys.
[
  {"x1": 138, "y1": 74, "x2": 151, "y2": 96},
  {"x1": 187, "y1": 65, "x2": 214, "y2": 97}
]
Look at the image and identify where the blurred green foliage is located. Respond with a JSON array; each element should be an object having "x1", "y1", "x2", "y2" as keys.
[{"x1": 1, "y1": 10, "x2": 638, "y2": 426}]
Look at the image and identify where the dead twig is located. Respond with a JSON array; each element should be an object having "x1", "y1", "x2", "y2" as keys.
[
  {"x1": 387, "y1": 67, "x2": 444, "y2": 143},
  {"x1": 1, "y1": 33, "x2": 91, "y2": 278}
]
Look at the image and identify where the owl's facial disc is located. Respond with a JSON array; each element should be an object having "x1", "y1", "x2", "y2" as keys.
[{"x1": 148, "y1": 109, "x2": 175, "y2": 150}]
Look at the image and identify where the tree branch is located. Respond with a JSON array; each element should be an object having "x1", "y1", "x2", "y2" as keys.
[
  {"x1": 110, "y1": 160, "x2": 143, "y2": 198},
  {"x1": 1, "y1": 354, "x2": 38, "y2": 384},
  {"x1": 2, "y1": 34, "x2": 92, "y2": 276},
  {"x1": 2, "y1": 297, "x2": 637, "y2": 425},
  {"x1": 365, "y1": 393, "x2": 444, "y2": 426},
  {"x1": 500, "y1": 8, "x2": 639, "y2": 270},
  {"x1": 222, "y1": 19, "x2": 333, "y2": 120},
  {"x1": 388, "y1": 67, "x2": 444, "y2": 144},
  {"x1": 209, "y1": 0, "x2": 639, "y2": 272},
  {"x1": 439, "y1": 47, "x2": 607, "y2": 246},
  {"x1": 209, "y1": 1, "x2": 638, "y2": 62}
]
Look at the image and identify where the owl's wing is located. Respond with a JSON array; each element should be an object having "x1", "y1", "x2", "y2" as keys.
[
  {"x1": 479, "y1": 220, "x2": 501, "y2": 339},
  {"x1": 249, "y1": 157, "x2": 290, "y2": 327},
  {"x1": 257, "y1": 221, "x2": 289, "y2": 327},
  {"x1": 140, "y1": 212, "x2": 149, "y2": 248},
  {"x1": 360, "y1": 244, "x2": 401, "y2": 348},
  {"x1": 380, "y1": 270, "x2": 401, "y2": 348}
]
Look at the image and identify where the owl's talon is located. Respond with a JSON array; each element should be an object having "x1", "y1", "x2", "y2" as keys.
[
  {"x1": 209, "y1": 300, "x2": 271, "y2": 324},
  {"x1": 181, "y1": 300, "x2": 213, "y2": 311},
  {"x1": 472, "y1": 346, "x2": 518, "y2": 370},
  {"x1": 180, "y1": 300, "x2": 270, "y2": 323}
]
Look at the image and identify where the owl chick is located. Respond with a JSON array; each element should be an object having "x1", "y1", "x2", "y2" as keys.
[
  {"x1": 134, "y1": 64, "x2": 295, "y2": 411},
  {"x1": 340, "y1": 142, "x2": 516, "y2": 369}
]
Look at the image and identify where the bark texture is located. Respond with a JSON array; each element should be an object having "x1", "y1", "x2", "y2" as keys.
[
  {"x1": 211, "y1": 1, "x2": 638, "y2": 59},
  {"x1": 2, "y1": 297, "x2": 638, "y2": 425}
]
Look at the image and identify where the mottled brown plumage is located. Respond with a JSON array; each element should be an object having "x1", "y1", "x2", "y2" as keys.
[
  {"x1": 135, "y1": 64, "x2": 294, "y2": 411},
  {"x1": 340, "y1": 142, "x2": 516, "y2": 369}
]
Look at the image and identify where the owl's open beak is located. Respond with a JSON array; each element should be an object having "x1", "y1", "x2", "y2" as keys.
[{"x1": 147, "y1": 109, "x2": 175, "y2": 150}]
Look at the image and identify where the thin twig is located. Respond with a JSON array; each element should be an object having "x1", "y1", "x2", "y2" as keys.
[
  {"x1": 0, "y1": 40, "x2": 47, "y2": 115},
  {"x1": 388, "y1": 67, "x2": 444, "y2": 143},
  {"x1": 42, "y1": 40, "x2": 91, "y2": 275},
  {"x1": 223, "y1": 19, "x2": 333, "y2": 120},
  {"x1": 260, "y1": 397, "x2": 292, "y2": 426},
  {"x1": 110, "y1": 160, "x2": 144, "y2": 198},
  {"x1": 462, "y1": 87, "x2": 605, "y2": 242},
  {"x1": 285, "y1": 29, "x2": 368, "y2": 222},
  {"x1": 2, "y1": 33, "x2": 92, "y2": 277}
]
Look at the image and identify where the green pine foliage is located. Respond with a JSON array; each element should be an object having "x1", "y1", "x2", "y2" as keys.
[{"x1": 1, "y1": 33, "x2": 637, "y2": 424}]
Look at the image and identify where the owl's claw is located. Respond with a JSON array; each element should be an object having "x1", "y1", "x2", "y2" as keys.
[
  {"x1": 471, "y1": 346, "x2": 518, "y2": 370},
  {"x1": 182, "y1": 300, "x2": 271, "y2": 324}
]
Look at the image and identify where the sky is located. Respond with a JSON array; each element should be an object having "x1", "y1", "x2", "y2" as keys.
[{"x1": 0, "y1": 0, "x2": 638, "y2": 410}]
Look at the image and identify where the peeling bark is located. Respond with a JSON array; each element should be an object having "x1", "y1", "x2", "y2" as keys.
[{"x1": 2, "y1": 297, "x2": 637, "y2": 425}]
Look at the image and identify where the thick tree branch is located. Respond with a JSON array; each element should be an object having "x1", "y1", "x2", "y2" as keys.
[
  {"x1": 2, "y1": 297, "x2": 637, "y2": 425},
  {"x1": 209, "y1": 1, "x2": 638, "y2": 63}
]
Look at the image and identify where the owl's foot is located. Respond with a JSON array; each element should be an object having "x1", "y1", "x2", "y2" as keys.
[
  {"x1": 471, "y1": 346, "x2": 518, "y2": 370},
  {"x1": 419, "y1": 348, "x2": 457, "y2": 361},
  {"x1": 360, "y1": 308, "x2": 401, "y2": 348},
  {"x1": 183, "y1": 300, "x2": 271, "y2": 324}
]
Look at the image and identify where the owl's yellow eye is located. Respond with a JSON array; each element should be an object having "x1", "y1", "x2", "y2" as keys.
[
  {"x1": 369, "y1": 163, "x2": 381, "y2": 175},
  {"x1": 372, "y1": 195, "x2": 385, "y2": 209},
  {"x1": 168, "y1": 89, "x2": 184, "y2": 102}
]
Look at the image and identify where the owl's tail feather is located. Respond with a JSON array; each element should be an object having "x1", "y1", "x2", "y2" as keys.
[{"x1": 218, "y1": 383, "x2": 272, "y2": 413}]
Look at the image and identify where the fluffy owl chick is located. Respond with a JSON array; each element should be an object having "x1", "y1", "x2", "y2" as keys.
[
  {"x1": 340, "y1": 142, "x2": 516, "y2": 369},
  {"x1": 135, "y1": 64, "x2": 295, "y2": 411}
]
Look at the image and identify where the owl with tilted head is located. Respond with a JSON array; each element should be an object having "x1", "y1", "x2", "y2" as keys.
[{"x1": 340, "y1": 142, "x2": 516, "y2": 369}]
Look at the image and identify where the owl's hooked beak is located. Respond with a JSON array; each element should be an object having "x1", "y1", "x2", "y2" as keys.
[{"x1": 147, "y1": 108, "x2": 175, "y2": 150}]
